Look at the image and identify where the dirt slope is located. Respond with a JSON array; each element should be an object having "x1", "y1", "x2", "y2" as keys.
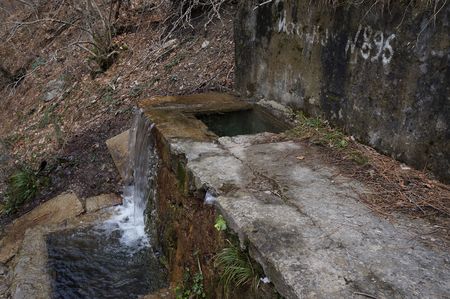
[{"x1": 0, "y1": 0, "x2": 236, "y2": 225}]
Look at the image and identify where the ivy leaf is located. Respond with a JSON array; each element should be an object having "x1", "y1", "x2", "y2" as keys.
[{"x1": 214, "y1": 215, "x2": 227, "y2": 231}]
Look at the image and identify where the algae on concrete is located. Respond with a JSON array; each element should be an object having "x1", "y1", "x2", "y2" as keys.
[{"x1": 136, "y1": 92, "x2": 450, "y2": 298}]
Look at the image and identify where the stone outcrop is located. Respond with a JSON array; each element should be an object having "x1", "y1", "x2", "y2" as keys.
[
  {"x1": 42, "y1": 78, "x2": 66, "y2": 102},
  {"x1": 235, "y1": 1, "x2": 450, "y2": 182}
]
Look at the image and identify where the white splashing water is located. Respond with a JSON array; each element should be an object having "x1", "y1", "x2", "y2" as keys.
[{"x1": 101, "y1": 109, "x2": 158, "y2": 252}]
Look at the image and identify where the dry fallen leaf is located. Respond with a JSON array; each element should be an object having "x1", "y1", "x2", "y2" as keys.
[{"x1": 296, "y1": 156, "x2": 305, "y2": 160}]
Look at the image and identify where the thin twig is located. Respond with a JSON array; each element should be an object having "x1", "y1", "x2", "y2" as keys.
[{"x1": 354, "y1": 292, "x2": 378, "y2": 299}]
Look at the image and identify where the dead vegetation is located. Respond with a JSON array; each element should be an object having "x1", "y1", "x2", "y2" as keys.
[
  {"x1": 288, "y1": 113, "x2": 450, "y2": 218},
  {"x1": 319, "y1": 0, "x2": 448, "y2": 11},
  {"x1": 287, "y1": 112, "x2": 450, "y2": 235},
  {"x1": 0, "y1": 0, "x2": 235, "y2": 222}
]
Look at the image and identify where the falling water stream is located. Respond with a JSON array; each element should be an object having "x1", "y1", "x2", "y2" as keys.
[{"x1": 47, "y1": 110, "x2": 167, "y2": 299}]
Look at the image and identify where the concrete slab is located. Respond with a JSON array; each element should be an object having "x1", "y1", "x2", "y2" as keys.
[
  {"x1": 11, "y1": 227, "x2": 51, "y2": 299},
  {"x1": 85, "y1": 193, "x2": 122, "y2": 213},
  {"x1": 106, "y1": 129, "x2": 130, "y2": 180},
  {"x1": 170, "y1": 134, "x2": 450, "y2": 298},
  {"x1": 0, "y1": 192, "x2": 84, "y2": 263},
  {"x1": 138, "y1": 92, "x2": 251, "y2": 142},
  {"x1": 139, "y1": 93, "x2": 450, "y2": 298}
]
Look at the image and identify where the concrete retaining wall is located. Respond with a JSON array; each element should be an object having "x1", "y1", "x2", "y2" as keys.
[{"x1": 235, "y1": 0, "x2": 449, "y2": 182}]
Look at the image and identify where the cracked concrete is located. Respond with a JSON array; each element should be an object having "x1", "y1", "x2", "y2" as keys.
[
  {"x1": 139, "y1": 93, "x2": 450, "y2": 299},
  {"x1": 215, "y1": 136, "x2": 449, "y2": 298}
]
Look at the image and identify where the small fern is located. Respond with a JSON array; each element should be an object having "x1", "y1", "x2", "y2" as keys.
[{"x1": 214, "y1": 241, "x2": 259, "y2": 295}]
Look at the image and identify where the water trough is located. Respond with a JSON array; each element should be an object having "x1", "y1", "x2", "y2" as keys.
[{"x1": 6, "y1": 92, "x2": 450, "y2": 299}]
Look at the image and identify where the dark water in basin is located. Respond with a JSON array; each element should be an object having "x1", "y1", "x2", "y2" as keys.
[
  {"x1": 196, "y1": 106, "x2": 290, "y2": 137},
  {"x1": 47, "y1": 226, "x2": 167, "y2": 299}
]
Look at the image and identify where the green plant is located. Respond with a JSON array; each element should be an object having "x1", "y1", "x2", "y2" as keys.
[
  {"x1": 101, "y1": 86, "x2": 120, "y2": 106},
  {"x1": 214, "y1": 241, "x2": 260, "y2": 295},
  {"x1": 4, "y1": 165, "x2": 49, "y2": 214},
  {"x1": 129, "y1": 84, "x2": 143, "y2": 98},
  {"x1": 214, "y1": 214, "x2": 227, "y2": 231},
  {"x1": 176, "y1": 258, "x2": 206, "y2": 299},
  {"x1": 288, "y1": 111, "x2": 349, "y2": 149}
]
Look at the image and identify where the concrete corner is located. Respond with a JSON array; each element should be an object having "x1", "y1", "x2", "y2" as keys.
[
  {"x1": 85, "y1": 193, "x2": 122, "y2": 213},
  {"x1": 106, "y1": 130, "x2": 130, "y2": 180},
  {"x1": 0, "y1": 192, "x2": 83, "y2": 263}
]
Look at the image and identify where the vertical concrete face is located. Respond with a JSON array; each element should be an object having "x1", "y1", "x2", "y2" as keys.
[{"x1": 235, "y1": 0, "x2": 450, "y2": 182}]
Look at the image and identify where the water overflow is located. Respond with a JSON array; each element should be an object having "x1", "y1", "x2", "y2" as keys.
[{"x1": 47, "y1": 110, "x2": 167, "y2": 298}]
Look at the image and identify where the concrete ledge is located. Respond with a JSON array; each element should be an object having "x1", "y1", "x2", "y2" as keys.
[
  {"x1": 11, "y1": 227, "x2": 51, "y2": 299},
  {"x1": 85, "y1": 193, "x2": 122, "y2": 213},
  {"x1": 106, "y1": 130, "x2": 130, "y2": 180},
  {"x1": 137, "y1": 94, "x2": 450, "y2": 298},
  {"x1": 0, "y1": 192, "x2": 84, "y2": 263},
  {"x1": 9, "y1": 209, "x2": 114, "y2": 299}
]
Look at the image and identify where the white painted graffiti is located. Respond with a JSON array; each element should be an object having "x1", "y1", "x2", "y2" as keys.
[
  {"x1": 345, "y1": 24, "x2": 396, "y2": 65},
  {"x1": 277, "y1": 11, "x2": 336, "y2": 46},
  {"x1": 277, "y1": 10, "x2": 396, "y2": 66}
]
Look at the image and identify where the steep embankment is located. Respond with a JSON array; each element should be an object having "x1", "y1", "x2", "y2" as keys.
[{"x1": 0, "y1": 0, "x2": 236, "y2": 225}]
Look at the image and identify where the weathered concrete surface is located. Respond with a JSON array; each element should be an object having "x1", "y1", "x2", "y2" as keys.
[
  {"x1": 235, "y1": 1, "x2": 450, "y2": 182},
  {"x1": 85, "y1": 193, "x2": 122, "y2": 213},
  {"x1": 140, "y1": 92, "x2": 251, "y2": 142},
  {"x1": 106, "y1": 129, "x2": 130, "y2": 180},
  {"x1": 178, "y1": 136, "x2": 450, "y2": 298},
  {"x1": 218, "y1": 137, "x2": 449, "y2": 298},
  {"x1": 11, "y1": 227, "x2": 51, "y2": 299},
  {"x1": 0, "y1": 192, "x2": 84, "y2": 263},
  {"x1": 139, "y1": 94, "x2": 450, "y2": 298}
]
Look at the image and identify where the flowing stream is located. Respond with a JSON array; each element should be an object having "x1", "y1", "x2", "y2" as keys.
[{"x1": 47, "y1": 110, "x2": 166, "y2": 298}]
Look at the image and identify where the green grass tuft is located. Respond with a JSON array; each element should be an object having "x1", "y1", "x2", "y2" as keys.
[
  {"x1": 214, "y1": 242, "x2": 259, "y2": 295},
  {"x1": 287, "y1": 111, "x2": 349, "y2": 149},
  {"x1": 4, "y1": 165, "x2": 49, "y2": 214}
]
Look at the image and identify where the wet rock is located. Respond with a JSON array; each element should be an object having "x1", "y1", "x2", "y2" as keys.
[
  {"x1": 0, "y1": 192, "x2": 83, "y2": 263},
  {"x1": 140, "y1": 288, "x2": 174, "y2": 299},
  {"x1": 7, "y1": 203, "x2": 116, "y2": 299},
  {"x1": 85, "y1": 193, "x2": 122, "y2": 213},
  {"x1": 11, "y1": 228, "x2": 51, "y2": 299},
  {"x1": 106, "y1": 130, "x2": 130, "y2": 180},
  {"x1": 42, "y1": 78, "x2": 65, "y2": 102}
]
